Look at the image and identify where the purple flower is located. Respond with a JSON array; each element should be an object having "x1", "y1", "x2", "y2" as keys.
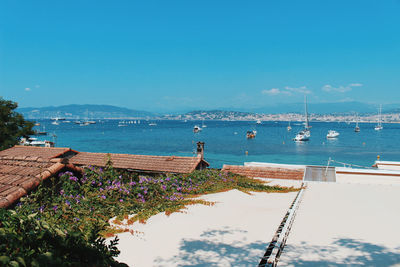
[
  {"x1": 69, "y1": 176, "x2": 78, "y2": 182},
  {"x1": 53, "y1": 205, "x2": 58, "y2": 212},
  {"x1": 39, "y1": 205, "x2": 45, "y2": 213},
  {"x1": 73, "y1": 217, "x2": 80, "y2": 222},
  {"x1": 60, "y1": 189, "x2": 65, "y2": 195},
  {"x1": 119, "y1": 199, "x2": 124, "y2": 202},
  {"x1": 101, "y1": 195, "x2": 106, "y2": 199},
  {"x1": 65, "y1": 200, "x2": 71, "y2": 206}
]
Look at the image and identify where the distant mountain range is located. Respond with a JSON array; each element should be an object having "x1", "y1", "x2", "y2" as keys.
[
  {"x1": 18, "y1": 104, "x2": 156, "y2": 119},
  {"x1": 17, "y1": 102, "x2": 400, "y2": 120}
]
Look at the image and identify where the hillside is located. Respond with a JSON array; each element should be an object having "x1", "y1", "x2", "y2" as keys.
[{"x1": 17, "y1": 104, "x2": 156, "y2": 119}]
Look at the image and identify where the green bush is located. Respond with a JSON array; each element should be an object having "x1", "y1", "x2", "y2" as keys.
[
  {"x1": 0, "y1": 209, "x2": 127, "y2": 267},
  {"x1": 4, "y1": 163, "x2": 294, "y2": 265}
]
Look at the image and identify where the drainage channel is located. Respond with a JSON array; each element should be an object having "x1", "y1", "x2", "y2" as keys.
[{"x1": 258, "y1": 185, "x2": 305, "y2": 267}]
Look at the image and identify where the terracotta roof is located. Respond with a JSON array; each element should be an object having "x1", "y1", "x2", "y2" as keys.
[
  {"x1": 69, "y1": 152, "x2": 208, "y2": 174},
  {"x1": 0, "y1": 145, "x2": 76, "y2": 161},
  {"x1": 222, "y1": 165, "x2": 304, "y2": 180},
  {"x1": 0, "y1": 157, "x2": 65, "y2": 208}
]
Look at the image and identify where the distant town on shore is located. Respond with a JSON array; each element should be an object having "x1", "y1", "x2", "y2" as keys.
[{"x1": 18, "y1": 103, "x2": 400, "y2": 123}]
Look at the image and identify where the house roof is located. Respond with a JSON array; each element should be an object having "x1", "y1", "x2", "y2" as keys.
[
  {"x1": 222, "y1": 165, "x2": 304, "y2": 180},
  {"x1": 69, "y1": 152, "x2": 209, "y2": 174},
  {"x1": 0, "y1": 145, "x2": 209, "y2": 208},
  {"x1": 0, "y1": 145, "x2": 75, "y2": 161},
  {"x1": 0, "y1": 157, "x2": 65, "y2": 208}
]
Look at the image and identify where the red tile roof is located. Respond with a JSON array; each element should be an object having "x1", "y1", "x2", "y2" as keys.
[
  {"x1": 0, "y1": 145, "x2": 76, "y2": 161},
  {"x1": 0, "y1": 145, "x2": 209, "y2": 208},
  {"x1": 69, "y1": 152, "x2": 208, "y2": 174},
  {"x1": 222, "y1": 165, "x2": 304, "y2": 180},
  {"x1": 0, "y1": 157, "x2": 65, "y2": 208}
]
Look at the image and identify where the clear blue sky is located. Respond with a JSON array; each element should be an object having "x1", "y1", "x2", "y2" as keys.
[{"x1": 1, "y1": 0, "x2": 399, "y2": 112}]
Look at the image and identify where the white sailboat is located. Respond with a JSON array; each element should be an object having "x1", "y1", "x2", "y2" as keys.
[
  {"x1": 287, "y1": 121, "x2": 292, "y2": 131},
  {"x1": 374, "y1": 105, "x2": 383, "y2": 131},
  {"x1": 354, "y1": 114, "x2": 360, "y2": 132},
  {"x1": 293, "y1": 96, "x2": 311, "y2": 141}
]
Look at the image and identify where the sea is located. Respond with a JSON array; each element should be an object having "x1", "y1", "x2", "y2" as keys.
[{"x1": 32, "y1": 120, "x2": 400, "y2": 169}]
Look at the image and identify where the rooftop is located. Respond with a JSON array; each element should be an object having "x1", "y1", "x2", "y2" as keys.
[
  {"x1": 0, "y1": 145, "x2": 210, "y2": 208},
  {"x1": 69, "y1": 152, "x2": 209, "y2": 174}
]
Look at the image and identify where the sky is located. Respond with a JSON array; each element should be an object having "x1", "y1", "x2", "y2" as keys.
[{"x1": 0, "y1": 0, "x2": 399, "y2": 113}]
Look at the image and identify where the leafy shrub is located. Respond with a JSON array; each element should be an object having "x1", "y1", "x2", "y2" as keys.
[
  {"x1": 5, "y1": 163, "x2": 294, "y2": 264},
  {"x1": 0, "y1": 209, "x2": 127, "y2": 267}
]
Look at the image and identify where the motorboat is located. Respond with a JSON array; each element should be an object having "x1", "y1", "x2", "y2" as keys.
[
  {"x1": 246, "y1": 130, "x2": 256, "y2": 139},
  {"x1": 20, "y1": 137, "x2": 54, "y2": 147},
  {"x1": 327, "y1": 130, "x2": 340, "y2": 138},
  {"x1": 354, "y1": 116, "x2": 360, "y2": 132},
  {"x1": 256, "y1": 119, "x2": 262, "y2": 124},
  {"x1": 293, "y1": 129, "x2": 310, "y2": 141},
  {"x1": 193, "y1": 125, "x2": 202, "y2": 133}
]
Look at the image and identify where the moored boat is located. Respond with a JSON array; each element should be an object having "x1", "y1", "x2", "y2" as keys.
[
  {"x1": 246, "y1": 130, "x2": 256, "y2": 139},
  {"x1": 326, "y1": 130, "x2": 340, "y2": 138}
]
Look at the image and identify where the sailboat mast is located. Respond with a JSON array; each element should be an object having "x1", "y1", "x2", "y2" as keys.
[{"x1": 304, "y1": 95, "x2": 309, "y2": 129}]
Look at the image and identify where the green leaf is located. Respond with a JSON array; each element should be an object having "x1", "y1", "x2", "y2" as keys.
[
  {"x1": 9, "y1": 261, "x2": 20, "y2": 267},
  {"x1": 16, "y1": 257, "x2": 26, "y2": 267},
  {"x1": 0, "y1": 256, "x2": 10, "y2": 264}
]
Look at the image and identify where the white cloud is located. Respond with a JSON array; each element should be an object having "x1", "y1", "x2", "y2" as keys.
[
  {"x1": 349, "y1": 83, "x2": 362, "y2": 87},
  {"x1": 284, "y1": 86, "x2": 311, "y2": 94},
  {"x1": 262, "y1": 88, "x2": 281, "y2": 95},
  {"x1": 25, "y1": 87, "x2": 31, "y2": 91},
  {"x1": 322, "y1": 83, "x2": 362, "y2": 93}
]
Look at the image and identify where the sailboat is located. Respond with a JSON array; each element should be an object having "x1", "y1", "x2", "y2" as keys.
[
  {"x1": 374, "y1": 105, "x2": 383, "y2": 131},
  {"x1": 293, "y1": 96, "x2": 311, "y2": 141},
  {"x1": 354, "y1": 114, "x2": 360, "y2": 132},
  {"x1": 287, "y1": 121, "x2": 292, "y2": 131}
]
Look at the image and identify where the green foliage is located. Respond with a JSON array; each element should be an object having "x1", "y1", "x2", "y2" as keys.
[
  {"x1": 0, "y1": 209, "x2": 127, "y2": 267},
  {"x1": 0, "y1": 97, "x2": 34, "y2": 150}
]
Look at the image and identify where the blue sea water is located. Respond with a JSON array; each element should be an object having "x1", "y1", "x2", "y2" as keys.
[{"x1": 33, "y1": 120, "x2": 400, "y2": 169}]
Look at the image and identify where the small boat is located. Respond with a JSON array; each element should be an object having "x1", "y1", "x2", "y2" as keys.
[
  {"x1": 293, "y1": 129, "x2": 310, "y2": 141},
  {"x1": 246, "y1": 130, "x2": 256, "y2": 139},
  {"x1": 34, "y1": 126, "x2": 47, "y2": 136},
  {"x1": 354, "y1": 115, "x2": 360, "y2": 132},
  {"x1": 374, "y1": 105, "x2": 383, "y2": 131},
  {"x1": 256, "y1": 119, "x2": 262, "y2": 124},
  {"x1": 327, "y1": 130, "x2": 340, "y2": 138},
  {"x1": 293, "y1": 96, "x2": 311, "y2": 141},
  {"x1": 287, "y1": 121, "x2": 292, "y2": 131},
  {"x1": 51, "y1": 117, "x2": 65, "y2": 121},
  {"x1": 149, "y1": 122, "x2": 157, "y2": 126},
  {"x1": 193, "y1": 125, "x2": 202, "y2": 133},
  {"x1": 20, "y1": 137, "x2": 54, "y2": 147},
  {"x1": 51, "y1": 120, "x2": 59, "y2": 125}
]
